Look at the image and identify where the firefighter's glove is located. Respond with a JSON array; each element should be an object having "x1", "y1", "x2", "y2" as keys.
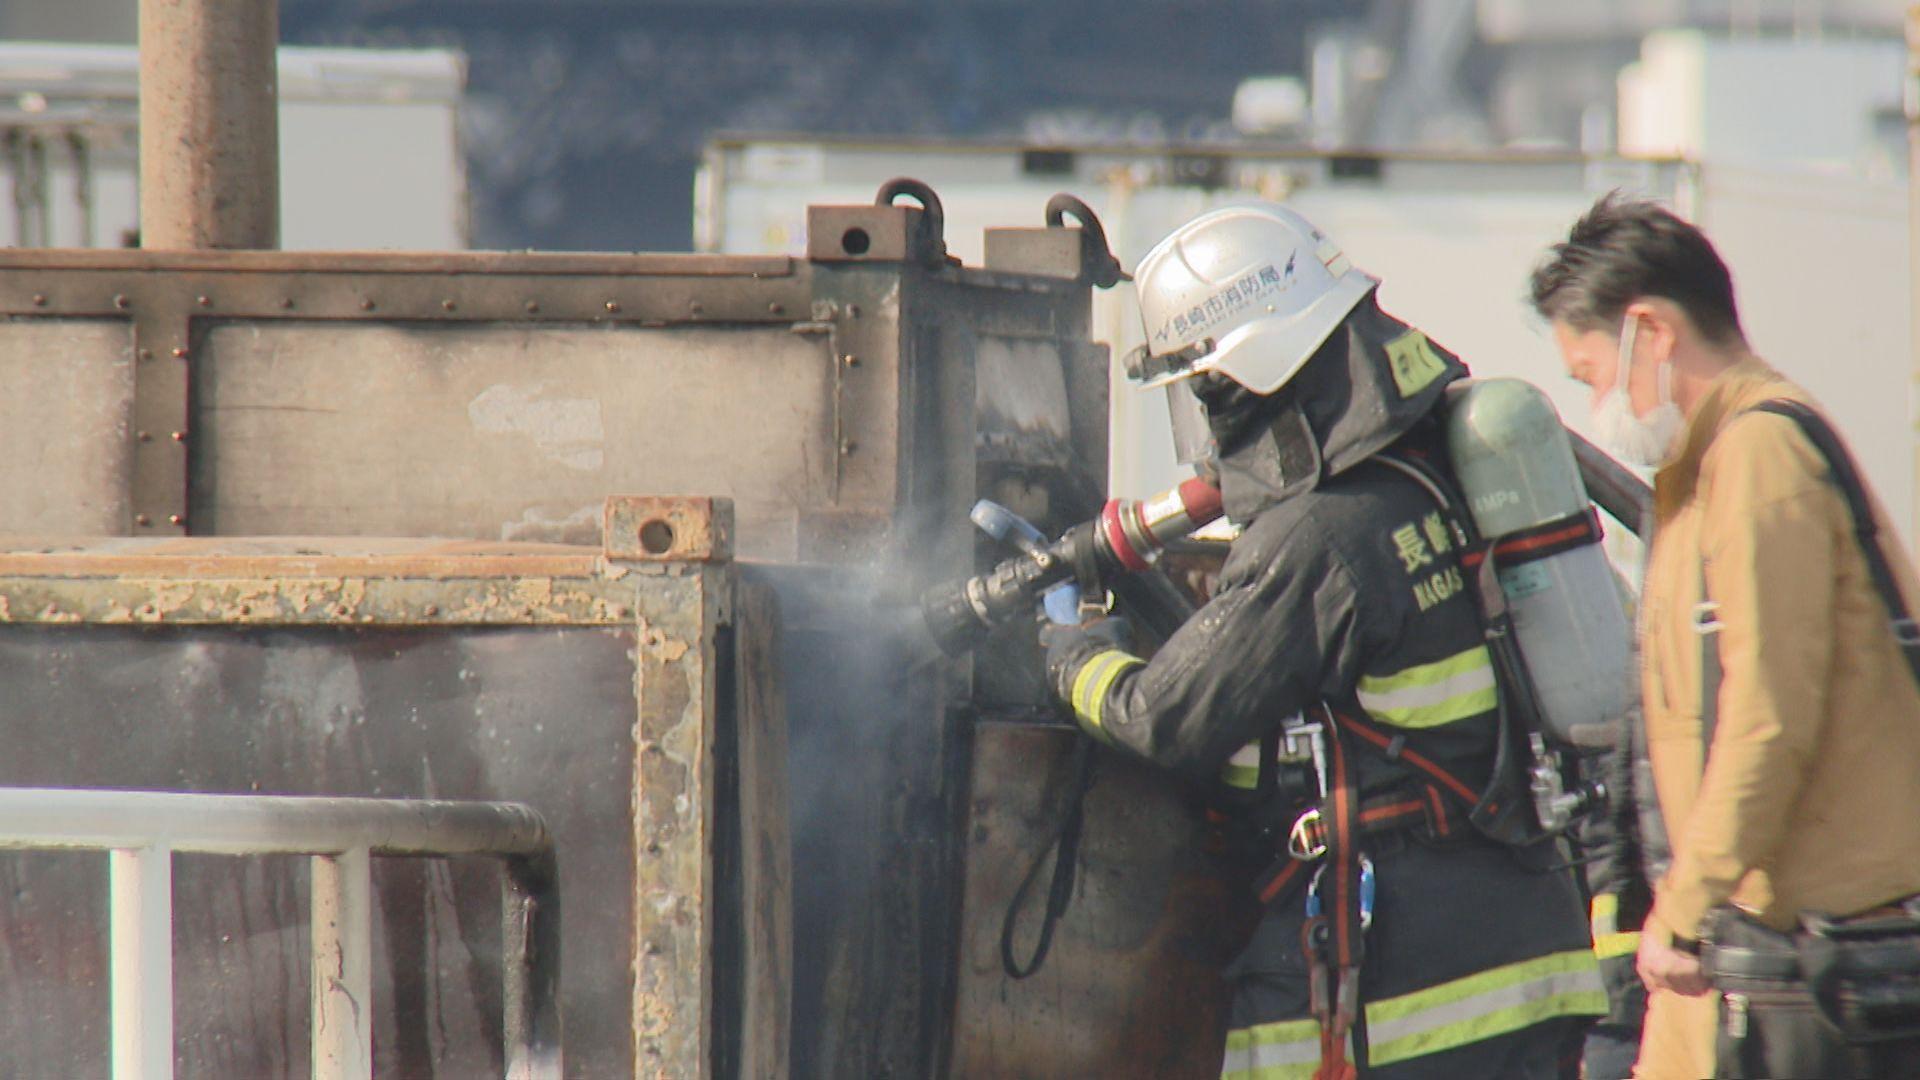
[{"x1": 1041, "y1": 616, "x2": 1134, "y2": 704}]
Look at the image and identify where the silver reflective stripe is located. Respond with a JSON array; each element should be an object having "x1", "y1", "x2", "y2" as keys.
[
  {"x1": 1219, "y1": 1017, "x2": 1338, "y2": 1080},
  {"x1": 1364, "y1": 949, "x2": 1607, "y2": 1067},
  {"x1": 1354, "y1": 646, "x2": 1498, "y2": 729},
  {"x1": 1218, "y1": 1035, "x2": 1320, "y2": 1073},
  {"x1": 1356, "y1": 662, "x2": 1494, "y2": 714}
]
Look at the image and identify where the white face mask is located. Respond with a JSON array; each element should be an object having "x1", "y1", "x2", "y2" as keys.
[{"x1": 1590, "y1": 314, "x2": 1684, "y2": 468}]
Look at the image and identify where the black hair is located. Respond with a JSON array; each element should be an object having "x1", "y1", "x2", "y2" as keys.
[{"x1": 1529, "y1": 192, "x2": 1744, "y2": 344}]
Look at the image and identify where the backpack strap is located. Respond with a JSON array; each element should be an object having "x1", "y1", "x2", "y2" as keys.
[
  {"x1": 1374, "y1": 453, "x2": 1551, "y2": 845},
  {"x1": 1747, "y1": 400, "x2": 1920, "y2": 688},
  {"x1": 1698, "y1": 399, "x2": 1920, "y2": 761}
]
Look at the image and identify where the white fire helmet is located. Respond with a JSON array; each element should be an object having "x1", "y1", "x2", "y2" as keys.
[{"x1": 1123, "y1": 203, "x2": 1378, "y2": 464}]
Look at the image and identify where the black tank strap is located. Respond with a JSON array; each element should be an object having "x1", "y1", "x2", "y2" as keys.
[
  {"x1": 1459, "y1": 507, "x2": 1604, "y2": 572},
  {"x1": 1374, "y1": 453, "x2": 1554, "y2": 845}
]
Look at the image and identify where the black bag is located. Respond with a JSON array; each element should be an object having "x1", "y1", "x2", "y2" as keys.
[
  {"x1": 1797, "y1": 904, "x2": 1920, "y2": 1047},
  {"x1": 1700, "y1": 906, "x2": 1920, "y2": 1078}
]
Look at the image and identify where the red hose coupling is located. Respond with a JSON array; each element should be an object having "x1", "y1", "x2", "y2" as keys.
[{"x1": 1101, "y1": 499, "x2": 1152, "y2": 572}]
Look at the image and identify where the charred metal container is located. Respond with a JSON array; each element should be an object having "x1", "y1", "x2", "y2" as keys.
[
  {"x1": 0, "y1": 192, "x2": 1237, "y2": 1076},
  {"x1": 0, "y1": 496, "x2": 787, "y2": 1077}
]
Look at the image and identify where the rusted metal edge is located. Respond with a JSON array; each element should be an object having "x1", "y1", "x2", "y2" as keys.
[
  {"x1": 629, "y1": 563, "x2": 722, "y2": 1077},
  {"x1": 0, "y1": 573, "x2": 636, "y2": 626},
  {"x1": 0, "y1": 266, "x2": 813, "y2": 326},
  {"x1": 0, "y1": 249, "x2": 796, "y2": 277},
  {"x1": 0, "y1": 537, "x2": 609, "y2": 580}
]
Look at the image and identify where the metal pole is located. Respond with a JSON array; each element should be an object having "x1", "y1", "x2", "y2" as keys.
[
  {"x1": 70, "y1": 130, "x2": 96, "y2": 249},
  {"x1": 110, "y1": 845, "x2": 174, "y2": 1080},
  {"x1": 310, "y1": 848, "x2": 372, "y2": 1080},
  {"x1": 24, "y1": 134, "x2": 48, "y2": 247},
  {"x1": 1908, "y1": 5, "x2": 1920, "y2": 554},
  {"x1": 7, "y1": 129, "x2": 28, "y2": 248},
  {"x1": 137, "y1": 0, "x2": 280, "y2": 249}
]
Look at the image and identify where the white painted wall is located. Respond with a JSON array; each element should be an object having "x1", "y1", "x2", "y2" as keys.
[{"x1": 1619, "y1": 32, "x2": 1905, "y2": 177}]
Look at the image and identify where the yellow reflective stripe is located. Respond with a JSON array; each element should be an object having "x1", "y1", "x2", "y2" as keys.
[
  {"x1": 1069, "y1": 649, "x2": 1142, "y2": 738},
  {"x1": 1222, "y1": 740, "x2": 1262, "y2": 790},
  {"x1": 1590, "y1": 893, "x2": 1619, "y2": 934},
  {"x1": 1593, "y1": 929, "x2": 1642, "y2": 960},
  {"x1": 1355, "y1": 646, "x2": 1497, "y2": 729},
  {"x1": 1364, "y1": 948, "x2": 1608, "y2": 1068},
  {"x1": 1220, "y1": 1017, "x2": 1335, "y2": 1080},
  {"x1": 1221, "y1": 767, "x2": 1259, "y2": 789},
  {"x1": 1590, "y1": 893, "x2": 1641, "y2": 958}
]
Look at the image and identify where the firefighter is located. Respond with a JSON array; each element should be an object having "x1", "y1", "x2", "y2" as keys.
[
  {"x1": 1531, "y1": 194, "x2": 1920, "y2": 1078},
  {"x1": 1044, "y1": 204, "x2": 1606, "y2": 1078}
]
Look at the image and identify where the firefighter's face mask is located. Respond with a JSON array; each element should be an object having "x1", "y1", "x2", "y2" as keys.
[{"x1": 1166, "y1": 379, "x2": 1217, "y2": 468}]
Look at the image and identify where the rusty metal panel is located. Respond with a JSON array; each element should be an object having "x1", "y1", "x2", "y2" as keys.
[
  {"x1": 728, "y1": 579, "x2": 791, "y2": 1079},
  {"x1": 0, "y1": 318, "x2": 133, "y2": 532},
  {"x1": 952, "y1": 726, "x2": 1251, "y2": 1078},
  {"x1": 0, "y1": 248, "x2": 813, "y2": 542},
  {"x1": 0, "y1": 499, "x2": 788, "y2": 1080},
  {"x1": 187, "y1": 323, "x2": 837, "y2": 557}
]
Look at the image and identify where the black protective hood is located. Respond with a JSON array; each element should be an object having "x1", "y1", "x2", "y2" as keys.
[{"x1": 1197, "y1": 292, "x2": 1468, "y2": 524}]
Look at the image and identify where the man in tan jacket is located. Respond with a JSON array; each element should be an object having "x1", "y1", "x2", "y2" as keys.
[{"x1": 1531, "y1": 194, "x2": 1920, "y2": 1077}]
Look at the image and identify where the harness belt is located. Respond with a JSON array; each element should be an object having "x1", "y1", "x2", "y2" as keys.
[
  {"x1": 1243, "y1": 708, "x2": 1496, "y2": 1079},
  {"x1": 1306, "y1": 712, "x2": 1366, "y2": 1080},
  {"x1": 1254, "y1": 786, "x2": 1454, "y2": 905}
]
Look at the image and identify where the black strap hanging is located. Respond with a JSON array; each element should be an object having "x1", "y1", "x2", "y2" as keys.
[{"x1": 1000, "y1": 735, "x2": 1097, "y2": 979}]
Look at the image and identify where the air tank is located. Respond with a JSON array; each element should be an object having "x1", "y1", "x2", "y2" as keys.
[{"x1": 1445, "y1": 378, "x2": 1635, "y2": 744}]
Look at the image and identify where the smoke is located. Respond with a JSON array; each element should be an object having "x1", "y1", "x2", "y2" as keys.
[{"x1": 747, "y1": 557, "x2": 976, "y2": 1076}]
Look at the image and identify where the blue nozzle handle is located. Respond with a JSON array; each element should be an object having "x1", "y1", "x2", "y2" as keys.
[
  {"x1": 1042, "y1": 583, "x2": 1082, "y2": 626},
  {"x1": 970, "y1": 499, "x2": 1049, "y2": 557},
  {"x1": 970, "y1": 499, "x2": 1081, "y2": 625}
]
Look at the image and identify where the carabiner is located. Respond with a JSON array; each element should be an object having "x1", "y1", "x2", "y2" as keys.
[
  {"x1": 1304, "y1": 856, "x2": 1375, "y2": 934},
  {"x1": 1289, "y1": 807, "x2": 1328, "y2": 861}
]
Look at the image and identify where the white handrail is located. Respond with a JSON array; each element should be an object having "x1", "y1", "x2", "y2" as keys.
[{"x1": 0, "y1": 787, "x2": 561, "y2": 1080}]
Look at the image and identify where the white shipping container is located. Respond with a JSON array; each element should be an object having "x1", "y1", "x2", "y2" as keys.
[{"x1": 0, "y1": 42, "x2": 468, "y2": 251}]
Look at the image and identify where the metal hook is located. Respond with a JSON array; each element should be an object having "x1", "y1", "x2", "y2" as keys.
[
  {"x1": 875, "y1": 177, "x2": 950, "y2": 268},
  {"x1": 1044, "y1": 193, "x2": 1130, "y2": 289}
]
